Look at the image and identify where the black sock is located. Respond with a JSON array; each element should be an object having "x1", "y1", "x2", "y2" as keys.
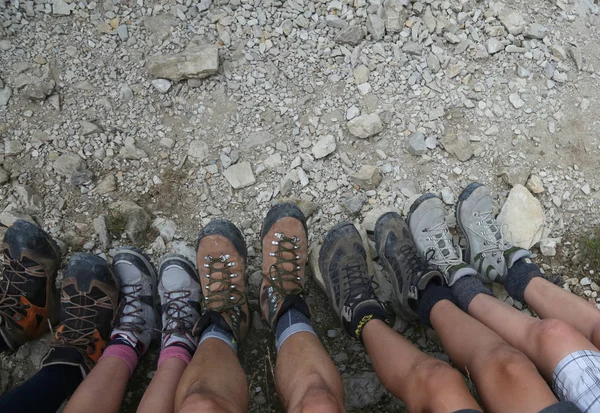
[
  {"x1": 0, "y1": 335, "x2": 6, "y2": 352},
  {"x1": 450, "y1": 277, "x2": 494, "y2": 313},
  {"x1": 505, "y1": 258, "x2": 542, "y2": 303},
  {"x1": 346, "y1": 299, "x2": 389, "y2": 343},
  {"x1": 417, "y1": 284, "x2": 457, "y2": 327},
  {"x1": 0, "y1": 364, "x2": 83, "y2": 413}
]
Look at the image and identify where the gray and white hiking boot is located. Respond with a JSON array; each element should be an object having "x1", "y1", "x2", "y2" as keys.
[
  {"x1": 457, "y1": 183, "x2": 531, "y2": 284},
  {"x1": 111, "y1": 247, "x2": 157, "y2": 353},
  {"x1": 407, "y1": 194, "x2": 477, "y2": 286},
  {"x1": 158, "y1": 255, "x2": 201, "y2": 351}
]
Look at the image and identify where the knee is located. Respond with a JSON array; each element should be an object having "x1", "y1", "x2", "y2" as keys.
[
  {"x1": 479, "y1": 342, "x2": 537, "y2": 379},
  {"x1": 179, "y1": 391, "x2": 239, "y2": 413},
  {"x1": 413, "y1": 359, "x2": 465, "y2": 396},
  {"x1": 533, "y1": 319, "x2": 579, "y2": 352},
  {"x1": 294, "y1": 376, "x2": 343, "y2": 413}
]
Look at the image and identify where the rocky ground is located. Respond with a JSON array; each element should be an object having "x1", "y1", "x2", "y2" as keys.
[{"x1": 1, "y1": 0, "x2": 600, "y2": 409}]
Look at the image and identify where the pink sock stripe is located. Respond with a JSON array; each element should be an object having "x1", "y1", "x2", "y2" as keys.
[
  {"x1": 99, "y1": 344, "x2": 139, "y2": 375},
  {"x1": 158, "y1": 346, "x2": 193, "y2": 368}
]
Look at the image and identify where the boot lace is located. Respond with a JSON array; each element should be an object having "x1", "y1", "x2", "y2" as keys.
[
  {"x1": 422, "y1": 220, "x2": 463, "y2": 269},
  {"x1": 49, "y1": 289, "x2": 112, "y2": 355},
  {"x1": 113, "y1": 284, "x2": 145, "y2": 333},
  {"x1": 0, "y1": 253, "x2": 41, "y2": 324},
  {"x1": 202, "y1": 254, "x2": 247, "y2": 312},
  {"x1": 162, "y1": 290, "x2": 195, "y2": 345},
  {"x1": 343, "y1": 260, "x2": 376, "y2": 307},
  {"x1": 468, "y1": 210, "x2": 512, "y2": 263},
  {"x1": 264, "y1": 232, "x2": 305, "y2": 296}
]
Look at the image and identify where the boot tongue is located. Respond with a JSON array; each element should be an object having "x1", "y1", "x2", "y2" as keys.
[{"x1": 114, "y1": 262, "x2": 142, "y2": 324}]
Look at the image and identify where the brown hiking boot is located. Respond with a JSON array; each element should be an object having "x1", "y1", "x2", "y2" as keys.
[
  {"x1": 260, "y1": 203, "x2": 309, "y2": 328},
  {"x1": 0, "y1": 220, "x2": 62, "y2": 350},
  {"x1": 193, "y1": 220, "x2": 249, "y2": 345},
  {"x1": 42, "y1": 253, "x2": 119, "y2": 376}
]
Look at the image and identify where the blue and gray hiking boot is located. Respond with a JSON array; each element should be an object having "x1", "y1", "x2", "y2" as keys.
[
  {"x1": 375, "y1": 212, "x2": 445, "y2": 321},
  {"x1": 456, "y1": 183, "x2": 531, "y2": 284},
  {"x1": 110, "y1": 247, "x2": 157, "y2": 354},
  {"x1": 407, "y1": 194, "x2": 477, "y2": 286},
  {"x1": 319, "y1": 222, "x2": 388, "y2": 343},
  {"x1": 158, "y1": 255, "x2": 201, "y2": 351}
]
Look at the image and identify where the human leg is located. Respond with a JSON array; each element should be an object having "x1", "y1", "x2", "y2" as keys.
[
  {"x1": 64, "y1": 248, "x2": 156, "y2": 413},
  {"x1": 320, "y1": 220, "x2": 478, "y2": 412},
  {"x1": 454, "y1": 183, "x2": 600, "y2": 412},
  {"x1": 175, "y1": 219, "x2": 250, "y2": 413},
  {"x1": 0, "y1": 364, "x2": 83, "y2": 413},
  {"x1": 138, "y1": 255, "x2": 201, "y2": 413},
  {"x1": 260, "y1": 204, "x2": 344, "y2": 412}
]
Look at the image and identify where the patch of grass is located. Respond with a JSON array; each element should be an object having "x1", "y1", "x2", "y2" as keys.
[
  {"x1": 107, "y1": 210, "x2": 127, "y2": 235},
  {"x1": 580, "y1": 228, "x2": 600, "y2": 272}
]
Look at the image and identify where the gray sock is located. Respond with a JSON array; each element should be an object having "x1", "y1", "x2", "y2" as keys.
[
  {"x1": 451, "y1": 277, "x2": 494, "y2": 312},
  {"x1": 504, "y1": 258, "x2": 542, "y2": 303}
]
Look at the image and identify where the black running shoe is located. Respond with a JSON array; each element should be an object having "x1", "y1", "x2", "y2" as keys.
[
  {"x1": 319, "y1": 222, "x2": 388, "y2": 343},
  {"x1": 375, "y1": 212, "x2": 445, "y2": 321}
]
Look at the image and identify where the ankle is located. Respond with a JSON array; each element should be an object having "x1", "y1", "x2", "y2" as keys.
[{"x1": 505, "y1": 258, "x2": 542, "y2": 303}]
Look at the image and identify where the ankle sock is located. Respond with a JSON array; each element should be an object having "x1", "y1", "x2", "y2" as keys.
[
  {"x1": 417, "y1": 284, "x2": 457, "y2": 327},
  {"x1": 99, "y1": 343, "x2": 139, "y2": 375},
  {"x1": 275, "y1": 307, "x2": 316, "y2": 351},
  {"x1": 199, "y1": 323, "x2": 238, "y2": 353},
  {"x1": 158, "y1": 343, "x2": 194, "y2": 367},
  {"x1": 505, "y1": 258, "x2": 542, "y2": 303},
  {"x1": 450, "y1": 276, "x2": 494, "y2": 313},
  {"x1": 345, "y1": 299, "x2": 389, "y2": 343}
]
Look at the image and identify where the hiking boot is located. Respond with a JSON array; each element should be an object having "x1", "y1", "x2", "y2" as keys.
[
  {"x1": 407, "y1": 194, "x2": 477, "y2": 286},
  {"x1": 457, "y1": 183, "x2": 531, "y2": 283},
  {"x1": 0, "y1": 220, "x2": 62, "y2": 350},
  {"x1": 159, "y1": 254, "x2": 201, "y2": 351},
  {"x1": 375, "y1": 212, "x2": 445, "y2": 321},
  {"x1": 110, "y1": 247, "x2": 157, "y2": 354},
  {"x1": 260, "y1": 203, "x2": 310, "y2": 329},
  {"x1": 42, "y1": 253, "x2": 118, "y2": 376},
  {"x1": 319, "y1": 222, "x2": 388, "y2": 342},
  {"x1": 193, "y1": 220, "x2": 249, "y2": 345}
]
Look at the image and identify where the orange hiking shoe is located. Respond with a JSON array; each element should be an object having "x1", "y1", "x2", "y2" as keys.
[
  {"x1": 193, "y1": 220, "x2": 249, "y2": 345},
  {"x1": 0, "y1": 220, "x2": 62, "y2": 350},
  {"x1": 259, "y1": 203, "x2": 310, "y2": 328},
  {"x1": 42, "y1": 253, "x2": 119, "y2": 376}
]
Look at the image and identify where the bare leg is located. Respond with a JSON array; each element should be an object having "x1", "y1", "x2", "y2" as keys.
[
  {"x1": 467, "y1": 293, "x2": 598, "y2": 378},
  {"x1": 363, "y1": 319, "x2": 481, "y2": 413},
  {"x1": 275, "y1": 332, "x2": 344, "y2": 413},
  {"x1": 63, "y1": 356, "x2": 130, "y2": 413},
  {"x1": 524, "y1": 277, "x2": 600, "y2": 348},
  {"x1": 431, "y1": 300, "x2": 557, "y2": 413},
  {"x1": 138, "y1": 358, "x2": 187, "y2": 413},
  {"x1": 175, "y1": 338, "x2": 248, "y2": 413}
]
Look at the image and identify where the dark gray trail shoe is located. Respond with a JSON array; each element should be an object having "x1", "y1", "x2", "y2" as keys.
[
  {"x1": 407, "y1": 194, "x2": 477, "y2": 286},
  {"x1": 319, "y1": 222, "x2": 388, "y2": 343},
  {"x1": 457, "y1": 183, "x2": 531, "y2": 283},
  {"x1": 375, "y1": 212, "x2": 445, "y2": 321}
]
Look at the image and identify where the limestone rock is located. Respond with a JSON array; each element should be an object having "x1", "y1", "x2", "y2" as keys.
[
  {"x1": 0, "y1": 211, "x2": 35, "y2": 227},
  {"x1": 350, "y1": 165, "x2": 382, "y2": 190},
  {"x1": 407, "y1": 132, "x2": 427, "y2": 156},
  {"x1": 93, "y1": 215, "x2": 111, "y2": 250},
  {"x1": 334, "y1": 26, "x2": 364, "y2": 45},
  {"x1": 223, "y1": 162, "x2": 256, "y2": 189},
  {"x1": 152, "y1": 218, "x2": 177, "y2": 242},
  {"x1": 383, "y1": 0, "x2": 407, "y2": 33},
  {"x1": 342, "y1": 193, "x2": 367, "y2": 215},
  {"x1": 188, "y1": 140, "x2": 209, "y2": 161},
  {"x1": 540, "y1": 238, "x2": 559, "y2": 257},
  {"x1": 0, "y1": 168, "x2": 8, "y2": 185},
  {"x1": 497, "y1": 185, "x2": 545, "y2": 249},
  {"x1": 526, "y1": 175, "x2": 544, "y2": 194},
  {"x1": 0, "y1": 87, "x2": 11, "y2": 106},
  {"x1": 366, "y1": 15, "x2": 385, "y2": 41},
  {"x1": 499, "y1": 166, "x2": 531, "y2": 187},
  {"x1": 147, "y1": 43, "x2": 219, "y2": 81},
  {"x1": 347, "y1": 113, "x2": 383, "y2": 139},
  {"x1": 312, "y1": 135, "x2": 336, "y2": 159},
  {"x1": 96, "y1": 174, "x2": 117, "y2": 194},
  {"x1": 344, "y1": 372, "x2": 386, "y2": 410},
  {"x1": 53, "y1": 153, "x2": 82, "y2": 176}
]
